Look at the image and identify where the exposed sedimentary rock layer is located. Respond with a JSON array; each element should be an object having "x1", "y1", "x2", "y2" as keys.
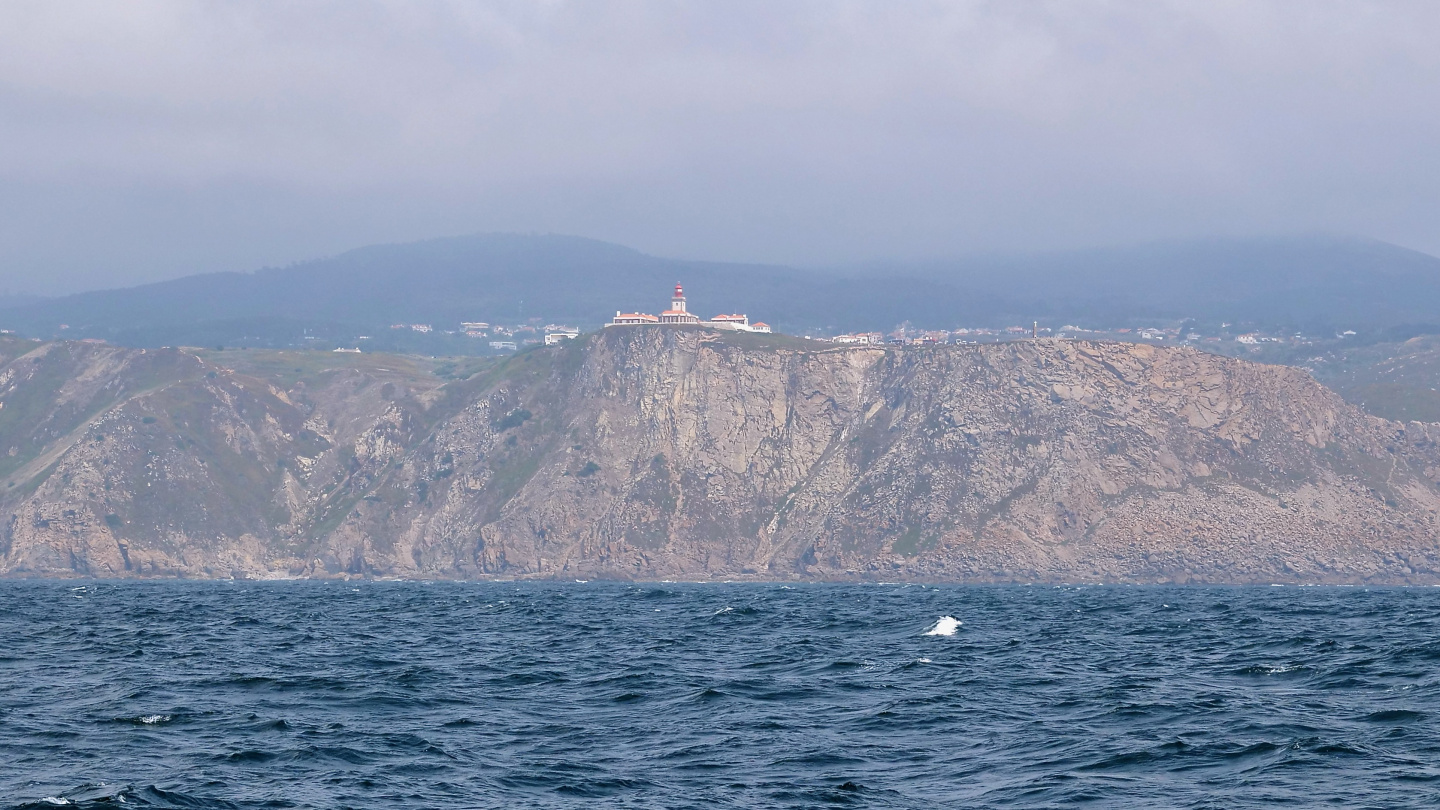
[{"x1": 3, "y1": 330, "x2": 1439, "y2": 583}]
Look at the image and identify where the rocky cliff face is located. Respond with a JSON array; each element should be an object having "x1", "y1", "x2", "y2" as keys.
[{"x1": 4, "y1": 330, "x2": 1440, "y2": 583}]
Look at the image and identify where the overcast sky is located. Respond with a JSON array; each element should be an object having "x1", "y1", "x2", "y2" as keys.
[{"x1": 2, "y1": 1, "x2": 1439, "y2": 294}]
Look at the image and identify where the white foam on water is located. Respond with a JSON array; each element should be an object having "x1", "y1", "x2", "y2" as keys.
[
  {"x1": 713, "y1": 606, "x2": 734, "y2": 615},
  {"x1": 140, "y1": 714, "x2": 170, "y2": 725},
  {"x1": 923, "y1": 616, "x2": 962, "y2": 636},
  {"x1": 917, "y1": 658, "x2": 931, "y2": 664},
  {"x1": 42, "y1": 798, "x2": 70, "y2": 806}
]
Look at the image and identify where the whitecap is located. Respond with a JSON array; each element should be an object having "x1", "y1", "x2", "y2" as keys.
[
  {"x1": 42, "y1": 798, "x2": 71, "y2": 806},
  {"x1": 917, "y1": 658, "x2": 931, "y2": 664},
  {"x1": 1249, "y1": 662, "x2": 1307, "y2": 674},
  {"x1": 713, "y1": 606, "x2": 734, "y2": 615},
  {"x1": 139, "y1": 714, "x2": 170, "y2": 725},
  {"x1": 923, "y1": 616, "x2": 962, "y2": 636}
]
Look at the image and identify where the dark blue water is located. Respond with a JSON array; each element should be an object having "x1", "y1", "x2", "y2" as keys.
[{"x1": 3, "y1": 582, "x2": 1440, "y2": 808}]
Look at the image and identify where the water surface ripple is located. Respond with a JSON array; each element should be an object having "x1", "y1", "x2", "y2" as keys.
[{"x1": 3, "y1": 582, "x2": 1439, "y2": 808}]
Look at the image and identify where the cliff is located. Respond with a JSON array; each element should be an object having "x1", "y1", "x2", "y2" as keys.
[{"x1": 4, "y1": 330, "x2": 1440, "y2": 583}]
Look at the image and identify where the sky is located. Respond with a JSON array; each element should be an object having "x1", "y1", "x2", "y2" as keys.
[{"x1": 2, "y1": 1, "x2": 1439, "y2": 295}]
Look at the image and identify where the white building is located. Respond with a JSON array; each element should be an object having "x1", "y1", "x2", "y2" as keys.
[{"x1": 709, "y1": 314, "x2": 750, "y2": 329}]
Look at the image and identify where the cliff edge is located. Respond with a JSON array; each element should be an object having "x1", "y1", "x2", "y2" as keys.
[{"x1": 4, "y1": 330, "x2": 1439, "y2": 583}]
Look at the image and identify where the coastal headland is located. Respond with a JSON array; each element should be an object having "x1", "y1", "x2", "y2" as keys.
[{"x1": 3, "y1": 328, "x2": 1439, "y2": 584}]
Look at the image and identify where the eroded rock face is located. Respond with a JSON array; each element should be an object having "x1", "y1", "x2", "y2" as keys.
[{"x1": 3, "y1": 330, "x2": 1440, "y2": 583}]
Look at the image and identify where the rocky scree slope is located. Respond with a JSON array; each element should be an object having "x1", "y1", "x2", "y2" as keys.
[{"x1": 2, "y1": 330, "x2": 1439, "y2": 583}]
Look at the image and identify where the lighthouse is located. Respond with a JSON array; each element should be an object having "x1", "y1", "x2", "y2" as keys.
[
  {"x1": 609, "y1": 281, "x2": 769, "y2": 329},
  {"x1": 659, "y1": 283, "x2": 700, "y2": 324}
]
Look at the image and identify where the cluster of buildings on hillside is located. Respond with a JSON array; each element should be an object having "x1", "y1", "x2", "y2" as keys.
[
  {"x1": 806, "y1": 322, "x2": 1342, "y2": 348},
  {"x1": 381, "y1": 320, "x2": 581, "y2": 352},
  {"x1": 608, "y1": 285, "x2": 771, "y2": 333},
  {"x1": 386, "y1": 282, "x2": 773, "y2": 354},
  {"x1": 392, "y1": 281, "x2": 1351, "y2": 355},
  {"x1": 1051, "y1": 324, "x2": 1345, "y2": 347},
  {"x1": 383, "y1": 284, "x2": 771, "y2": 354}
]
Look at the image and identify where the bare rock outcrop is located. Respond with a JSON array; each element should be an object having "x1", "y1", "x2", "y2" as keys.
[{"x1": 3, "y1": 330, "x2": 1439, "y2": 583}]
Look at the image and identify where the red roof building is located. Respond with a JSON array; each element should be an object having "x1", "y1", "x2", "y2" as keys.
[
  {"x1": 610, "y1": 311, "x2": 659, "y2": 325},
  {"x1": 609, "y1": 284, "x2": 770, "y2": 332}
]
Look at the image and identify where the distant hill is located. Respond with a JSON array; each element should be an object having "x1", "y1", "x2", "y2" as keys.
[
  {"x1": 0, "y1": 234, "x2": 993, "y2": 349},
  {"x1": 0, "y1": 233, "x2": 1437, "y2": 349},
  {"x1": 0, "y1": 294, "x2": 47, "y2": 313},
  {"x1": 879, "y1": 236, "x2": 1440, "y2": 332}
]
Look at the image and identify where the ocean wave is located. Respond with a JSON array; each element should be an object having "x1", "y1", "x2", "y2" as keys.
[
  {"x1": 6, "y1": 581, "x2": 1440, "y2": 808},
  {"x1": 12, "y1": 784, "x2": 238, "y2": 810},
  {"x1": 112, "y1": 714, "x2": 173, "y2": 726},
  {"x1": 923, "y1": 616, "x2": 962, "y2": 636}
]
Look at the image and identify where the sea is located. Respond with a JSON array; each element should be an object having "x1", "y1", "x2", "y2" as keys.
[{"x1": 3, "y1": 581, "x2": 1439, "y2": 809}]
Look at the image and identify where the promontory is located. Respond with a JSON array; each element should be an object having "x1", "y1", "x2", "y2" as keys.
[{"x1": 3, "y1": 328, "x2": 1439, "y2": 584}]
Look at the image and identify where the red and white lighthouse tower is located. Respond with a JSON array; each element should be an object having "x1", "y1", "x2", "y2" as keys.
[{"x1": 660, "y1": 283, "x2": 700, "y2": 324}]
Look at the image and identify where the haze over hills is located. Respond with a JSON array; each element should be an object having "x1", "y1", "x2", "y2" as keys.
[
  {"x1": 0, "y1": 234, "x2": 984, "y2": 348},
  {"x1": 886, "y1": 237, "x2": 1440, "y2": 331},
  {"x1": 2, "y1": 233, "x2": 1439, "y2": 350}
]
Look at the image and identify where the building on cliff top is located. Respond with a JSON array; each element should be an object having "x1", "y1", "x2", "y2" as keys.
[
  {"x1": 658, "y1": 283, "x2": 700, "y2": 325},
  {"x1": 607, "y1": 284, "x2": 771, "y2": 332},
  {"x1": 611, "y1": 312, "x2": 659, "y2": 325}
]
